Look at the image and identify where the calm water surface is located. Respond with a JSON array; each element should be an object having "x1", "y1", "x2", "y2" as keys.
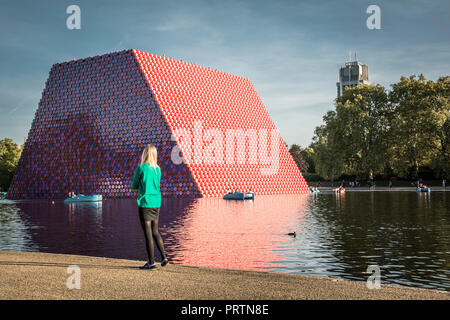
[{"x1": 0, "y1": 192, "x2": 448, "y2": 290}]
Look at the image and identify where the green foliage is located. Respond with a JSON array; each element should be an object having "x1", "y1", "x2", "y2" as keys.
[
  {"x1": 310, "y1": 75, "x2": 450, "y2": 180},
  {"x1": 310, "y1": 119, "x2": 345, "y2": 180},
  {"x1": 335, "y1": 84, "x2": 390, "y2": 179},
  {"x1": 311, "y1": 84, "x2": 389, "y2": 180},
  {"x1": 301, "y1": 172, "x2": 321, "y2": 182},
  {"x1": 299, "y1": 146, "x2": 315, "y2": 173},
  {"x1": 0, "y1": 138, "x2": 23, "y2": 191},
  {"x1": 430, "y1": 76, "x2": 450, "y2": 178},
  {"x1": 389, "y1": 75, "x2": 449, "y2": 178},
  {"x1": 289, "y1": 144, "x2": 316, "y2": 173}
]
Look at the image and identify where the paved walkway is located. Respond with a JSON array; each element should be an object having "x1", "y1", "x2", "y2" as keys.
[{"x1": 0, "y1": 251, "x2": 448, "y2": 300}]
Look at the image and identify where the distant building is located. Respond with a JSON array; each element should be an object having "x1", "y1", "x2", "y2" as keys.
[{"x1": 336, "y1": 59, "x2": 370, "y2": 97}]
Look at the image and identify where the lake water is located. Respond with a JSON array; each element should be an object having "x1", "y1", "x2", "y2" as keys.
[{"x1": 0, "y1": 191, "x2": 448, "y2": 291}]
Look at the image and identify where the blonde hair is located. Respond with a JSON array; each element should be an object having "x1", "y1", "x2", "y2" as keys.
[{"x1": 140, "y1": 144, "x2": 159, "y2": 167}]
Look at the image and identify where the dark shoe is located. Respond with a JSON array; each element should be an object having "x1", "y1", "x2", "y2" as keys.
[
  {"x1": 161, "y1": 258, "x2": 169, "y2": 267},
  {"x1": 139, "y1": 262, "x2": 156, "y2": 270}
]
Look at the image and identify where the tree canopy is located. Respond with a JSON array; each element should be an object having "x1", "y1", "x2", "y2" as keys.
[{"x1": 308, "y1": 75, "x2": 449, "y2": 180}]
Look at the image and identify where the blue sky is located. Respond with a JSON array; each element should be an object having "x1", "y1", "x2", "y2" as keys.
[{"x1": 1, "y1": 0, "x2": 449, "y2": 147}]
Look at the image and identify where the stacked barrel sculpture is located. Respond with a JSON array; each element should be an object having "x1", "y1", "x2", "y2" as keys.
[{"x1": 8, "y1": 49, "x2": 310, "y2": 199}]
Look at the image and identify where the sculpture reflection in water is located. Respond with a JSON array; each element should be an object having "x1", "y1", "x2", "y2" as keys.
[
  {"x1": 10, "y1": 195, "x2": 309, "y2": 272},
  {"x1": 162, "y1": 195, "x2": 310, "y2": 271}
]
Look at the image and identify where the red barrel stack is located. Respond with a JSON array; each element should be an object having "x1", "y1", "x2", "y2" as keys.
[{"x1": 7, "y1": 49, "x2": 310, "y2": 199}]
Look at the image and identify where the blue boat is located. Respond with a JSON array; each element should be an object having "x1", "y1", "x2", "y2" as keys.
[
  {"x1": 223, "y1": 192, "x2": 255, "y2": 200},
  {"x1": 417, "y1": 187, "x2": 431, "y2": 193},
  {"x1": 64, "y1": 194, "x2": 102, "y2": 203}
]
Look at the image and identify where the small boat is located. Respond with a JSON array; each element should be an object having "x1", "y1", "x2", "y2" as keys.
[
  {"x1": 417, "y1": 187, "x2": 431, "y2": 193},
  {"x1": 64, "y1": 194, "x2": 102, "y2": 203},
  {"x1": 223, "y1": 191, "x2": 255, "y2": 200}
]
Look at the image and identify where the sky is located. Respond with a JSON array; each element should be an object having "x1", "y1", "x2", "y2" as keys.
[{"x1": 0, "y1": 0, "x2": 449, "y2": 147}]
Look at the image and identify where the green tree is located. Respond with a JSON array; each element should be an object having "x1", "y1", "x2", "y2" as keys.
[
  {"x1": 432, "y1": 76, "x2": 450, "y2": 178},
  {"x1": 311, "y1": 84, "x2": 390, "y2": 180},
  {"x1": 289, "y1": 144, "x2": 316, "y2": 173},
  {"x1": 335, "y1": 84, "x2": 390, "y2": 179},
  {"x1": 300, "y1": 146, "x2": 315, "y2": 173},
  {"x1": 311, "y1": 115, "x2": 345, "y2": 181},
  {"x1": 389, "y1": 75, "x2": 449, "y2": 178},
  {"x1": 0, "y1": 138, "x2": 23, "y2": 191}
]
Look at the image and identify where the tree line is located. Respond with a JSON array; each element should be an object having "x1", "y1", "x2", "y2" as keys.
[{"x1": 290, "y1": 75, "x2": 449, "y2": 182}]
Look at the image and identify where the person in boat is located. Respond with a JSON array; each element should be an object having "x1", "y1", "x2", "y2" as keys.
[
  {"x1": 131, "y1": 144, "x2": 168, "y2": 270},
  {"x1": 332, "y1": 186, "x2": 345, "y2": 192},
  {"x1": 68, "y1": 191, "x2": 76, "y2": 198},
  {"x1": 226, "y1": 188, "x2": 232, "y2": 194}
]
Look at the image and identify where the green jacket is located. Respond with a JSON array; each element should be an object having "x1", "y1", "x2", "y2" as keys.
[{"x1": 131, "y1": 163, "x2": 161, "y2": 208}]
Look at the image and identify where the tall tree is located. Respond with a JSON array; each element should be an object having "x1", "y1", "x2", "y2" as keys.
[
  {"x1": 311, "y1": 114, "x2": 346, "y2": 180},
  {"x1": 429, "y1": 76, "x2": 450, "y2": 178},
  {"x1": 312, "y1": 84, "x2": 390, "y2": 180},
  {"x1": 389, "y1": 75, "x2": 448, "y2": 178},
  {"x1": 300, "y1": 146, "x2": 316, "y2": 173},
  {"x1": 334, "y1": 84, "x2": 390, "y2": 179}
]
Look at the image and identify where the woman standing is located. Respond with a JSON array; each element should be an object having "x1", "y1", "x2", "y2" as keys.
[{"x1": 131, "y1": 144, "x2": 168, "y2": 270}]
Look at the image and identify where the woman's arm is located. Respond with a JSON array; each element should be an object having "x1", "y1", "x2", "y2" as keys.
[{"x1": 131, "y1": 166, "x2": 141, "y2": 191}]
